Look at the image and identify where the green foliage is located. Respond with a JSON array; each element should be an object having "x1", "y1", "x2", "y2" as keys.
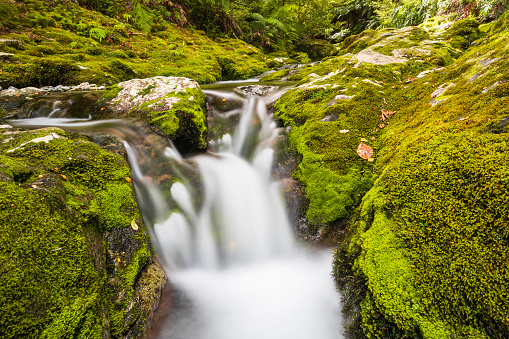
[
  {"x1": 88, "y1": 27, "x2": 107, "y2": 42},
  {"x1": 132, "y1": 1, "x2": 154, "y2": 34}
]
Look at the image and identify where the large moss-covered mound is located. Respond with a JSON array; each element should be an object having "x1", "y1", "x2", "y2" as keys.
[
  {"x1": 0, "y1": 0, "x2": 270, "y2": 88},
  {"x1": 274, "y1": 13, "x2": 509, "y2": 338},
  {"x1": 0, "y1": 126, "x2": 166, "y2": 338}
]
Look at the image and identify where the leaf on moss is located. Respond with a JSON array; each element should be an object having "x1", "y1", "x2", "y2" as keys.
[
  {"x1": 131, "y1": 220, "x2": 139, "y2": 231},
  {"x1": 357, "y1": 143, "x2": 373, "y2": 159}
]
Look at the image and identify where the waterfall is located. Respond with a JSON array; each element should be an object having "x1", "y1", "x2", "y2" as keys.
[{"x1": 8, "y1": 81, "x2": 343, "y2": 339}]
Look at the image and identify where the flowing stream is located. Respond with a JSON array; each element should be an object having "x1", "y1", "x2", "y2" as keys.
[{"x1": 8, "y1": 80, "x2": 344, "y2": 338}]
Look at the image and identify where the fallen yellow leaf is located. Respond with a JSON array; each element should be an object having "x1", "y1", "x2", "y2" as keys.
[{"x1": 131, "y1": 220, "x2": 139, "y2": 230}]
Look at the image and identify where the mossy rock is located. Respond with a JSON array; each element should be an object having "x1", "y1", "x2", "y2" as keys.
[
  {"x1": 94, "y1": 77, "x2": 208, "y2": 154},
  {"x1": 259, "y1": 69, "x2": 291, "y2": 82},
  {"x1": 327, "y1": 12, "x2": 509, "y2": 339},
  {"x1": 0, "y1": 127, "x2": 166, "y2": 339},
  {"x1": 446, "y1": 18, "x2": 481, "y2": 50}
]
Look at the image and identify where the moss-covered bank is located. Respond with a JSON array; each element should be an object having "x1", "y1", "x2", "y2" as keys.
[
  {"x1": 274, "y1": 13, "x2": 509, "y2": 338},
  {"x1": 0, "y1": 0, "x2": 271, "y2": 88},
  {"x1": 0, "y1": 126, "x2": 166, "y2": 338}
]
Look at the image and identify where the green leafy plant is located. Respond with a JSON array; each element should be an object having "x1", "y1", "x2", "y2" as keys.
[
  {"x1": 76, "y1": 21, "x2": 88, "y2": 33},
  {"x1": 69, "y1": 41, "x2": 79, "y2": 49},
  {"x1": 123, "y1": 13, "x2": 132, "y2": 23},
  {"x1": 89, "y1": 28, "x2": 107, "y2": 42}
]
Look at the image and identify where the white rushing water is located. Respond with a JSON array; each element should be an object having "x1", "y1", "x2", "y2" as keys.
[
  {"x1": 8, "y1": 82, "x2": 344, "y2": 338},
  {"x1": 147, "y1": 88, "x2": 343, "y2": 339}
]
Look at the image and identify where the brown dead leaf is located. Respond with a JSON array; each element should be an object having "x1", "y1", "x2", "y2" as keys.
[
  {"x1": 61, "y1": 174, "x2": 67, "y2": 180},
  {"x1": 379, "y1": 123, "x2": 385, "y2": 128},
  {"x1": 357, "y1": 143, "x2": 374, "y2": 160}
]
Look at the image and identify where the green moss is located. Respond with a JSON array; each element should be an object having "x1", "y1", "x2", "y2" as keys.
[
  {"x1": 0, "y1": 0, "x2": 271, "y2": 87},
  {"x1": 92, "y1": 184, "x2": 138, "y2": 230},
  {"x1": 272, "y1": 13, "x2": 509, "y2": 337},
  {"x1": 407, "y1": 27, "x2": 430, "y2": 42},
  {"x1": 141, "y1": 87, "x2": 208, "y2": 152},
  {"x1": 328, "y1": 12, "x2": 509, "y2": 338},
  {"x1": 446, "y1": 18, "x2": 481, "y2": 41},
  {"x1": 109, "y1": 245, "x2": 150, "y2": 337},
  {"x1": 0, "y1": 129, "x2": 154, "y2": 338},
  {"x1": 0, "y1": 180, "x2": 107, "y2": 339},
  {"x1": 259, "y1": 69, "x2": 291, "y2": 82},
  {"x1": 100, "y1": 84, "x2": 122, "y2": 101}
]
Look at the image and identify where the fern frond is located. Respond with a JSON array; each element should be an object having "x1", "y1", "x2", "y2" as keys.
[
  {"x1": 133, "y1": 1, "x2": 153, "y2": 34},
  {"x1": 266, "y1": 17, "x2": 287, "y2": 32}
]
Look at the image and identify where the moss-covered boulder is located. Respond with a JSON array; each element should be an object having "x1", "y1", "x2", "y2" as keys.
[
  {"x1": 0, "y1": 126, "x2": 166, "y2": 339},
  {"x1": 94, "y1": 76, "x2": 208, "y2": 154}
]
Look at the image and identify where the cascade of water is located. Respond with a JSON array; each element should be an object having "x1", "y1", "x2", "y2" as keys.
[
  {"x1": 8, "y1": 80, "x2": 344, "y2": 339},
  {"x1": 149, "y1": 83, "x2": 343, "y2": 339}
]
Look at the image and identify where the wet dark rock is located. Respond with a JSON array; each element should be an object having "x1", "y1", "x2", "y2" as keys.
[
  {"x1": 0, "y1": 91, "x2": 102, "y2": 119},
  {"x1": 207, "y1": 95, "x2": 243, "y2": 112}
]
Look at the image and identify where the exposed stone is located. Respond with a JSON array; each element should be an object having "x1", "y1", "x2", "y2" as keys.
[
  {"x1": 109, "y1": 76, "x2": 199, "y2": 113},
  {"x1": 354, "y1": 49, "x2": 407, "y2": 67},
  {"x1": 6, "y1": 132, "x2": 64, "y2": 153},
  {"x1": 363, "y1": 79, "x2": 383, "y2": 87},
  {"x1": 392, "y1": 47, "x2": 432, "y2": 58},
  {"x1": 482, "y1": 80, "x2": 505, "y2": 94},
  {"x1": 0, "y1": 83, "x2": 105, "y2": 97},
  {"x1": 417, "y1": 67, "x2": 443, "y2": 78},
  {"x1": 320, "y1": 113, "x2": 339, "y2": 122},
  {"x1": 479, "y1": 58, "x2": 498, "y2": 68},
  {"x1": 328, "y1": 94, "x2": 355, "y2": 106},
  {"x1": 0, "y1": 39, "x2": 22, "y2": 48},
  {"x1": 234, "y1": 85, "x2": 278, "y2": 97}
]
